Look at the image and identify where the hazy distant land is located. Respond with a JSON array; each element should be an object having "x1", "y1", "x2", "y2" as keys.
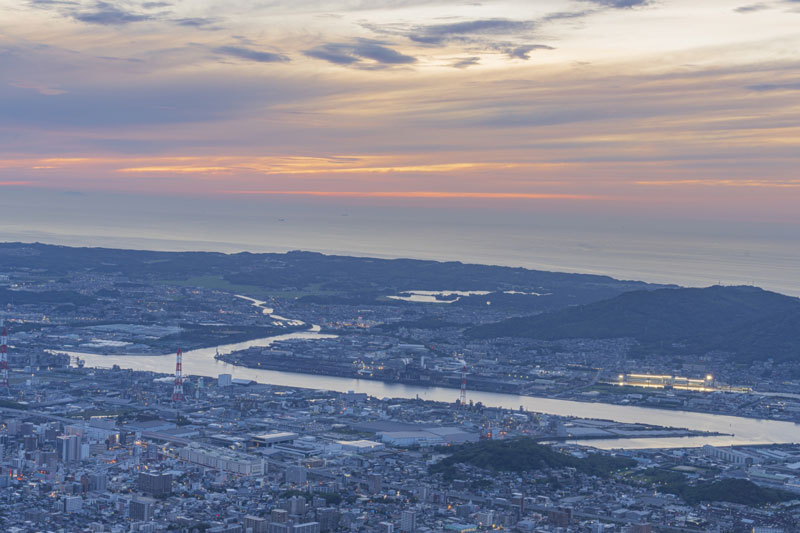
[{"x1": 2, "y1": 242, "x2": 798, "y2": 365}]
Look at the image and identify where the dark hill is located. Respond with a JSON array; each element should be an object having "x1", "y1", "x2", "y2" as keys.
[
  {"x1": 429, "y1": 438, "x2": 635, "y2": 480},
  {"x1": 466, "y1": 285, "x2": 800, "y2": 362}
]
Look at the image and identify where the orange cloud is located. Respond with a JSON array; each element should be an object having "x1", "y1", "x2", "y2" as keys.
[
  {"x1": 223, "y1": 190, "x2": 597, "y2": 200},
  {"x1": 113, "y1": 159, "x2": 528, "y2": 176},
  {"x1": 636, "y1": 179, "x2": 800, "y2": 188},
  {"x1": 116, "y1": 166, "x2": 233, "y2": 174}
]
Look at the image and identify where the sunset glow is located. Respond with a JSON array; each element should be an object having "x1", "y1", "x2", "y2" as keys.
[
  {"x1": 223, "y1": 191, "x2": 598, "y2": 200},
  {"x1": 0, "y1": 0, "x2": 798, "y2": 223}
]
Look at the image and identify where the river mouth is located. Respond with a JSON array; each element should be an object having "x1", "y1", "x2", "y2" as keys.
[{"x1": 54, "y1": 296, "x2": 800, "y2": 450}]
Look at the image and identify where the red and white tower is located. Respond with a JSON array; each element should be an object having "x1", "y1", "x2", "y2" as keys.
[
  {"x1": 0, "y1": 322, "x2": 8, "y2": 391},
  {"x1": 459, "y1": 362, "x2": 467, "y2": 406},
  {"x1": 172, "y1": 348, "x2": 184, "y2": 403}
]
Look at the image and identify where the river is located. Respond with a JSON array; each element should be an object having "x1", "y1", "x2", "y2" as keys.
[
  {"x1": 61, "y1": 342, "x2": 800, "y2": 450},
  {"x1": 57, "y1": 297, "x2": 800, "y2": 450}
]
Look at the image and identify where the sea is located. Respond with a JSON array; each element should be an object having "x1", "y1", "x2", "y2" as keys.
[{"x1": 1, "y1": 187, "x2": 799, "y2": 296}]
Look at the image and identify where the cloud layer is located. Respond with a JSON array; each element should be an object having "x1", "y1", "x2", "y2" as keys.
[{"x1": 1, "y1": 0, "x2": 799, "y2": 225}]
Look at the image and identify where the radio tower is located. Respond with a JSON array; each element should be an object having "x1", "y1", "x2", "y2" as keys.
[
  {"x1": 0, "y1": 321, "x2": 8, "y2": 392},
  {"x1": 172, "y1": 348, "x2": 184, "y2": 403},
  {"x1": 459, "y1": 362, "x2": 467, "y2": 406}
]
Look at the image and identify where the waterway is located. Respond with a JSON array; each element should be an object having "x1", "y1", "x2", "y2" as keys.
[
  {"x1": 59, "y1": 345, "x2": 800, "y2": 450},
  {"x1": 54, "y1": 295, "x2": 800, "y2": 450}
]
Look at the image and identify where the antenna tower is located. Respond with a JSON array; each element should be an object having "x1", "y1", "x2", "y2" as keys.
[{"x1": 172, "y1": 348, "x2": 184, "y2": 403}]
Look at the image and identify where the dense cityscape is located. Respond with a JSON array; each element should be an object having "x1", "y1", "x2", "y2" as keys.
[
  {"x1": 1, "y1": 244, "x2": 800, "y2": 532},
  {"x1": 3, "y1": 0, "x2": 799, "y2": 529}
]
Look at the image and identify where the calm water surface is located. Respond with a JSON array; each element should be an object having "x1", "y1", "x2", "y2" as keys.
[
  {"x1": 3, "y1": 189, "x2": 799, "y2": 296},
  {"x1": 62, "y1": 334, "x2": 800, "y2": 450}
]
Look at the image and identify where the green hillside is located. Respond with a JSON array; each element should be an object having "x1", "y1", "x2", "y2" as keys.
[
  {"x1": 429, "y1": 438, "x2": 635, "y2": 480},
  {"x1": 466, "y1": 286, "x2": 800, "y2": 362}
]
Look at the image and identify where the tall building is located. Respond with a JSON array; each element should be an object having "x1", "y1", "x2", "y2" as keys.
[
  {"x1": 476, "y1": 511, "x2": 494, "y2": 528},
  {"x1": 316, "y1": 507, "x2": 339, "y2": 532},
  {"x1": 89, "y1": 472, "x2": 108, "y2": 492},
  {"x1": 129, "y1": 497, "x2": 155, "y2": 521},
  {"x1": 367, "y1": 473, "x2": 382, "y2": 494},
  {"x1": 57, "y1": 434, "x2": 81, "y2": 463},
  {"x1": 286, "y1": 465, "x2": 307, "y2": 485},
  {"x1": 378, "y1": 522, "x2": 394, "y2": 533},
  {"x1": 400, "y1": 510, "x2": 417, "y2": 532},
  {"x1": 244, "y1": 515, "x2": 268, "y2": 533},
  {"x1": 63, "y1": 496, "x2": 82, "y2": 512},
  {"x1": 289, "y1": 495, "x2": 307, "y2": 516},
  {"x1": 138, "y1": 472, "x2": 172, "y2": 497},
  {"x1": 548, "y1": 508, "x2": 571, "y2": 528},
  {"x1": 0, "y1": 322, "x2": 9, "y2": 392}
]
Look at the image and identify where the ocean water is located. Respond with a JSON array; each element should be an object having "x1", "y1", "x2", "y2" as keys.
[{"x1": 2, "y1": 188, "x2": 799, "y2": 296}]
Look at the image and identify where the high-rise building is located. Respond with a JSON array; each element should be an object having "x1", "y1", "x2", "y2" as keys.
[
  {"x1": 1, "y1": 322, "x2": 9, "y2": 391},
  {"x1": 289, "y1": 495, "x2": 307, "y2": 516},
  {"x1": 511, "y1": 492, "x2": 524, "y2": 512},
  {"x1": 63, "y1": 496, "x2": 82, "y2": 512},
  {"x1": 378, "y1": 522, "x2": 394, "y2": 533},
  {"x1": 23, "y1": 435, "x2": 38, "y2": 451},
  {"x1": 57, "y1": 434, "x2": 81, "y2": 463},
  {"x1": 367, "y1": 473, "x2": 382, "y2": 494},
  {"x1": 400, "y1": 510, "x2": 417, "y2": 532},
  {"x1": 89, "y1": 473, "x2": 108, "y2": 492},
  {"x1": 138, "y1": 472, "x2": 172, "y2": 497},
  {"x1": 548, "y1": 508, "x2": 571, "y2": 528},
  {"x1": 129, "y1": 497, "x2": 155, "y2": 521},
  {"x1": 243, "y1": 515, "x2": 268, "y2": 533},
  {"x1": 286, "y1": 465, "x2": 307, "y2": 485},
  {"x1": 271, "y1": 509, "x2": 289, "y2": 523},
  {"x1": 316, "y1": 507, "x2": 339, "y2": 532},
  {"x1": 476, "y1": 511, "x2": 494, "y2": 528}
]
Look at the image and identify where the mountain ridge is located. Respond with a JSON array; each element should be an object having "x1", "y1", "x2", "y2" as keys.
[{"x1": 466, "y1": 285, "x2": 800, "y2": 362}]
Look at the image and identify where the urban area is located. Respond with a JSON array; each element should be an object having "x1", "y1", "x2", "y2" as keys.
[{"x1": 1, "y1": 245, "x2": 800, "y2": 532}]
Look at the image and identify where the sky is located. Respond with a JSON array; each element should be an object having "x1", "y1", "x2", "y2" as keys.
[{"x1": 1, "y1": 0, "x2": 799, "y2": 290}]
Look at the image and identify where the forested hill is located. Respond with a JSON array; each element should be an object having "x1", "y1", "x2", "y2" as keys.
[{"x1": 466, "y1": 285, "x2": 800, "y2": 362}]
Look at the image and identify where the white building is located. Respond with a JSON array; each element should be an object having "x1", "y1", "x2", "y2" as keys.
[
  {"x1": 64, "y1": 496, "x2": 83, "y2": 512},
  {"x1": 178, "y1": 443, "x2": 265, "y2": 476},
  {"x1": 337, "y1": 439, "x2": 385, "y2": 453}
]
